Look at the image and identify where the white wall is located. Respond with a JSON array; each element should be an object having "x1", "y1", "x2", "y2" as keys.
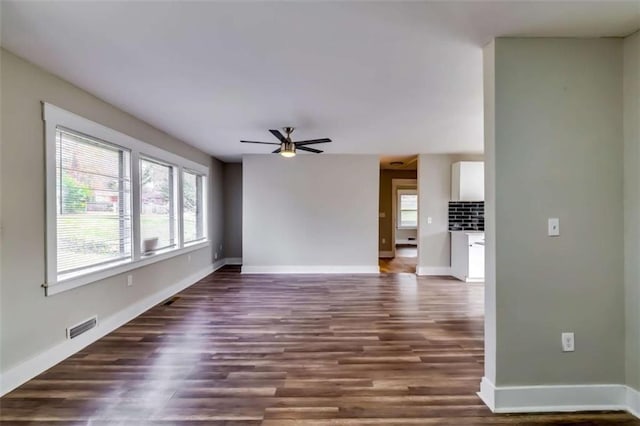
[
  {"x1": 0, "y1": 49, "x2": 224, "y2": 390},
  {"x1": 485, "y1": 38, "x2": 624, "y2": 389},
  {"x1": 242, "y1": 154, "x2": 379, "y2": 273},
  {"x1": 396, "y1": 228, "x2": 417, "y2": 244},
  {"x1": 417, "y1": 155, "x2": 453, "y2": 274},
  {"x1": 624, "y1": 30, "x2": 640, "y2": 393}
]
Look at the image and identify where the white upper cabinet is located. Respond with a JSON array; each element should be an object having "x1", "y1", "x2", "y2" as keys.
[{"x1": 451, "y1": 161, "x2": 484, "y2": 201}]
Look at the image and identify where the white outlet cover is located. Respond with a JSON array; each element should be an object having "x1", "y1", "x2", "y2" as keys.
[{"x1": 127, "y1": 275, "x2": 133, "y2": 287}]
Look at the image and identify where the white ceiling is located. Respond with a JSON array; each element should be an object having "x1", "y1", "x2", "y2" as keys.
[{"x1": 2, "y1": 1, "x2": 639, "y2": 162}]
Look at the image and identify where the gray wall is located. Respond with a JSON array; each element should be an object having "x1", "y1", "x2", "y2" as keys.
[
  {"x1": 223, "y1": 162, "x2": 243, "y2": 260},
  {"x1": 417, "y1": 154, "x2": 483, "y2": 272},
  {"x1": 210, "y1": 157, "x2": 225, "y2": 262},
  {"x1": 624, "y1": 30, "x2": 640, "y2": 392},
  {"x1": 483, "y1": 40, "x2": 497, "y2": 384},
  {"x1": 242, "y1": 154, "x2": 379, "y2": 270},
  {"x1": 0, "y1": 49, "x2": 223, "y2": 374},
  {"x1": 487, "y1": 38, "x2": 625, "y2": 386}
]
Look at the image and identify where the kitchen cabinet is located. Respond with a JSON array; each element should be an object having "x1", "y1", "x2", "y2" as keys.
[
  {"x1": 451, "y1": 231, "x2": 485, "y2": 283},
  {"x1": 451, "y1": 161, "x2": 484, "y2": 201}
]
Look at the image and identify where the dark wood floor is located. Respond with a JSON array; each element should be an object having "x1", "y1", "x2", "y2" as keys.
[{"x1": 2, "y1": 266, "x2": 638, "y2": 425}]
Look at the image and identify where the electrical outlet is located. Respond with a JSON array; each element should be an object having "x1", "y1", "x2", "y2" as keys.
[
  {"x1": 215, "y1": 252, "x2": 219, "y2": 260},
  {"x1": 561, "y1": 332, "x2": 575, "y2": 352},
  {"x1": 187, "y1": 255, "x2": 191, "y2": 263},
  {"x1": 427, "y1": 217, "x2": 433, "y2": 224},
  {"x1": 127, "y1": 274, "x2": 133, "y2": 287}
]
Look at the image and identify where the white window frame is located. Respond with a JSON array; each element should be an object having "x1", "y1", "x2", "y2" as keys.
[
  {"x1": 397, "y1": 189, "x2": 418, "y2": 230},
  {"x1": 182, "y1": 169, "x2": 208, "y2": 246},
  {"x1": 43, "y1": 103, "x2": 209, "y2": 296},
  {"x1": 139, "y1": 156, "x2": 179, "y2": 254}
]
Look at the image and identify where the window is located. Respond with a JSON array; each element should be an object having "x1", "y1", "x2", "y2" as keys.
[
  {"x1": 398, "y1": 189, "x2": 418, "y2": 229},
  {"x1": 44, "y1": 103, "x2": 209, "y2": 295},
  {"x1": 140, "y1": 158, "x2": 177, "y2": 254},
  {"x1": 182, "y1": 171, "x2": 206, "y2": 244},
  {"x1": 56, "y1": 128, "x2": 132, "y2": 274}
]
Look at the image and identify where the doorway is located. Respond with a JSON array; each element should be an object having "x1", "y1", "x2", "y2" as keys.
[{"x1": 378, "y1": 157, "x2": 418, "y2": 273}]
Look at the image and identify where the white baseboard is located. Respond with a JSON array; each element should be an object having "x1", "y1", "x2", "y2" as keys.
[
  {"x1": 224, "y1": 257, "x2": 243, "y2": 265},
  {"x1": 379, "y1": 251, "x2": 394, "y2": 258},
  {"x1": 395, "y1": 239, "x2": 418, "y2": 246},
  {"x1": 0, "y1": 263, "x2": 219, "y2": 396},
  {"x1": 416, "y1": 266, "x2": 452, "y2": 276},
  {"x1": 241, "y1": 265, "x2": 380, "y2": 274},
  {"x1": 478, "y1": 377, "x2": 496, "y2": 410},
  {"x1": 478, "y1": 377, "x2": 639, "y2": 418},
  {"x1": 628, "y1": 386, "x2": 640, "y2": 418}
]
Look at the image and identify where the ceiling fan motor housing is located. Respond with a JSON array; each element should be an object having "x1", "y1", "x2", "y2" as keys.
[{"x1": 281, "y1": 140, "x2": 296, "y2": 156}]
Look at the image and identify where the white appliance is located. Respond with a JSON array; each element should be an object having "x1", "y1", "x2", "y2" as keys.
[
  {"x1": 451, "y1": 161, "x2": 484, "y2": 201},
  {"x1": 451, "y1": 232, "x2": 485, "y2": 282}
]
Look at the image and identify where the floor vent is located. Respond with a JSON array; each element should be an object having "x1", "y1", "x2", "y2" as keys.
[
  {"x1": 66, "y1": 316, "x2": 97, "y2": 339},
  {"x1": 163, "y1": 296, "x2": 180, "y2": 306}
]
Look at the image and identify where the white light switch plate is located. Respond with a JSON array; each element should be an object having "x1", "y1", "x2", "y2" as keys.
[{"x1": 548, "y1": 218, "x2": 560, "y2": 236}]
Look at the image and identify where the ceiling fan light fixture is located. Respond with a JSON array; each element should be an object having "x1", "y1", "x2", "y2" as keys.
[
  {"x1": 240, "y1": 127, "x2": 330, "y2": 156},
  {"x1": 280, "y1": 141, "x2": 296, "y2": 158}
]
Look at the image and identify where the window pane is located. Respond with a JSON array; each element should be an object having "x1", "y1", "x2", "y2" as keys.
[
  {"x1": 140, "y1": 159, "x2": 175, "y2": 254},
  {"x1": 183, "y1": 171, "x2": 204, "y2": 243},
  {"x1": 56, "y1": 129, "x2": 131, "y2": 274},
  {"x1": 400, "y1": 210, "x2": 418, "y2": 228},
  {"x1": 400, "y1": 194, "x2": 417, "y2": 210}
]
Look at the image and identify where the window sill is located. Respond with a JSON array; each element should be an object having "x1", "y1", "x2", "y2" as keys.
[{"x1": 44, "y1": 241, "x2": 210, "y2": 296}]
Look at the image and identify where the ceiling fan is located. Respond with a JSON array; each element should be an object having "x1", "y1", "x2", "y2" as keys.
[{"x1": 240, "y1": 127, "x2": 331, "y2": 158}]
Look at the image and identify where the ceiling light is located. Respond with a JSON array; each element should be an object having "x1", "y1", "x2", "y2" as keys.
[{"x1": 280, "y1": 141, "x2": 296, "y2": 158}]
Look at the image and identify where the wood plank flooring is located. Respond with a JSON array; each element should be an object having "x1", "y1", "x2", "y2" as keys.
[
  {"x1": 378, "y1": 257, "x2": 416, "y2": 274},
  {"x1": 1, "y1": 266, "x2": 638, "y2": 425}
]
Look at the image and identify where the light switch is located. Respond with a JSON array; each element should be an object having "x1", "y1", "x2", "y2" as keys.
[
  {"x1": 427, "y1": 217, "x2": 433, "y2": 224},
  {"x1": 548, "y1": 218, "x2": 560, "y2": 236}
]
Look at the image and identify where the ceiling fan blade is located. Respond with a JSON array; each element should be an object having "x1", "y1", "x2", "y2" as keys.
[
  {"x1": 240, "y1": 140, "x2": 280, "y2": 145},
  {"x1": 272, "y1": 148, "x2": 282, "y2": 154},
  {"x1": 297, "y1": 146, "x2": 323, "y2": 154},
  {"x1": 269, "y1": 129, "x2": 287, "y2": 143},
  {"x1": 294, "y1": 138, "x2": 332, "y2": 146}
]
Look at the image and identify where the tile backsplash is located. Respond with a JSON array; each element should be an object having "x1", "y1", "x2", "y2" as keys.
[{"x1": 448, "y1": 201, "x2": 484, "y2": 231}]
